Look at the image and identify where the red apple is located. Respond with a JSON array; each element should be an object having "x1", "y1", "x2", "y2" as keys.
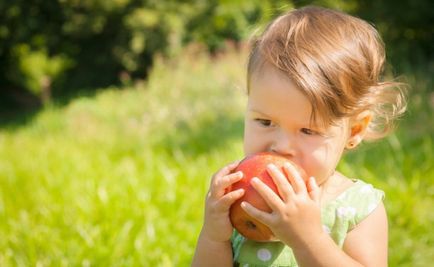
[{"x1": 228, "y1": 152, "x2": 307, "y2": 242}]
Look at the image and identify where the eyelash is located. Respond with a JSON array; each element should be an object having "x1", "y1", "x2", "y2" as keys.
[
  {"x1": 301, "y1": 128, "x2": 317, "y2": 135},
  {"x1": 255, "y1": 119, "x2": 274, "y2": 127},
  {"x1": 255, "y1": 119, "x2": 321, "y2": 135}
]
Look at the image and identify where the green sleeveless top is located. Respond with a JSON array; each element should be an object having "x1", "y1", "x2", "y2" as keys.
[{"x1": 231, "y1": 179, "x2": 384, "y2": 267}]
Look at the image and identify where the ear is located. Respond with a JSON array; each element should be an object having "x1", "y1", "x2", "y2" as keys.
[{"x1": 346, "y1": 110, "x2": 372, "y2": 149}]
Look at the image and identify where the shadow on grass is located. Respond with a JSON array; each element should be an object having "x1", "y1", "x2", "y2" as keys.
[{"x1": 154, "y1": 115, "x2": 244, "y2": 157}]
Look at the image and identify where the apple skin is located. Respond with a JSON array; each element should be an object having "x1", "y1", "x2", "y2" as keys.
[{"x1": 228, "y1": 152, "x2": 307, "y2": 242}]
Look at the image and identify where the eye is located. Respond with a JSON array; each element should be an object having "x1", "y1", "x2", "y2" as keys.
[
  {"x1": 255, "y1": 119, "x2": 275, "y2": 127},
  {"x1": 301, "y1": 128, "x2": 318, "y2": 135}
]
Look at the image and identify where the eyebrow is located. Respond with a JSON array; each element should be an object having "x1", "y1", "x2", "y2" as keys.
[{"x1": 247, "y1": 108, "x2": 269, "y2": 116}]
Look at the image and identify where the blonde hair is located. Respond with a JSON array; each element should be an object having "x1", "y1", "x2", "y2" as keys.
[{"x1": 247, "y1": 6, "x2": 406, "y2": 140}]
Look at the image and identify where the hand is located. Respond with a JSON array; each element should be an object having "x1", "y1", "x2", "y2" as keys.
[
  {"x1": 200, "y1": 161, "x2": 245, "y2": 243},
  {"x1": 241, "y1": 162, "x2": 323, "y2": 249}
]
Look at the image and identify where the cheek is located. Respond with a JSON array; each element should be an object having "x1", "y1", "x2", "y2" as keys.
[
  {"x1": 300, "y1": 141, "x2": 343, "y2": 183},
  {"x1": 243, "y1": 123, "x2": 267, "y2": 155},
  {"x1": 302, "y1": 151, "x2": 329, "y2": 180},
  {"x1": 243, "y1": 131, "x2": 259, "y2": 155},
  {"x1": 243, "y1": 122, "x2": 254, "y2": 154}
]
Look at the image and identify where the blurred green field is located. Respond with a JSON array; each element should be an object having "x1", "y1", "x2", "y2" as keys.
[{"x1": 0, "y1": 46, "x2": 433, "y2": 266}]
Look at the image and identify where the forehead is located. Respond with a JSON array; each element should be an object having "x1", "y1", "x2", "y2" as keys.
[{"x1": 248, "y1": 67, "x2": 313, "y2": 124}]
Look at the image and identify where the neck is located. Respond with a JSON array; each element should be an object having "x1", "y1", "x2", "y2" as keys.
[{"x1": 319, "y1": 171, "x2": 352, "y2": 206}]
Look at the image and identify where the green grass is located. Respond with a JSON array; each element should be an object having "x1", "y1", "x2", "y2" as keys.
[{"x1": 0, "y1": 45, "x2": 433, "y2": 266}]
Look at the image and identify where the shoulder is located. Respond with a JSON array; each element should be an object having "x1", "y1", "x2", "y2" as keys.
[
  {"x1": 322, "y1": 174, "x2": 385, "y2": 221},
  {"x1": 336, "y1": 178, "x2": 388, "y2": 266},
  {"x1": 322, "y1": 175, "x2": 388, "y2": 266},
  {"x1": 339, "y1": 179, "x2": 385, "y2": 228},
  {"x1": 343, "y1": 201, "x2": 388, "y2": 266}
]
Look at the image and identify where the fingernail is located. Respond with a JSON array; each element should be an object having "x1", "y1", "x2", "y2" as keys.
[
  {"x1": 309, "y1": 177, "x2": 318, "y2": 186},
  {"x1": 267, "y1": 163, "x2": 276, "y2": 169}
]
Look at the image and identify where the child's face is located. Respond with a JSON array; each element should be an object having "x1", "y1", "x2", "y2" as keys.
[{"x1": 244, "y1": 67, "x2": 349, "y2": 185}]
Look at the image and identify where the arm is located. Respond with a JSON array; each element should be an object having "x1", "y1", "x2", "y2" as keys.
[
  {"x1": 191, "y1": 231, "x2": 233, "y2": 267},
  {"x1": 343, "y1": 202, "x2": 388, "y2": 266},
  {"x1": 191, "y1": 161, "x2": 245, "y2": 266},
  {"x1": 291, "y1": 202, "x2": 388, "y2": 267}
]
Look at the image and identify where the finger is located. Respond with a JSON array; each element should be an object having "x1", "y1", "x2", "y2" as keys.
[
  {"x1": 250, "y1": 177, "x2": 283, "y2": 211},
  {"x1": 240, "y1": 201, "x2": 272, "y2": 226},
  {"x1": 210, "y1": 171, "x2": 243, "y2": 198},
  {"x1": 216, "y1": 189, "x2": 245, "y2": 211},
  {"x1": 283, "y1": 162, "x2": 307, "y2": 194},
  {"x1": 307, "y1": 177, "x2": 321, "y2": 205},
  {"x1": 212, "y1": 160, "x2": 240, "y2": 182},
  {"x1": 266, "y1": 163, "x2": 295, "y2": 201},
  {"x1": 209, "y1": 160, "x2": 241, "y2": 197}
]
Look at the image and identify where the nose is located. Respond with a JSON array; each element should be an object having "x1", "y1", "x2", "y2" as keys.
[{"x1": 270, "y1": 130, "x2": 297, "y2": 158}]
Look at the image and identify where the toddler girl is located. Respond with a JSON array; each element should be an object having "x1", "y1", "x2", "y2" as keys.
[{"x1": 192, "y1": 5, "x2": 406, "y2": 267}]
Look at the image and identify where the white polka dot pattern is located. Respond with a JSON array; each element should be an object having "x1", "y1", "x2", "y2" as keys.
[
  {"x1": 257, "y1": 248, "x2": 272, "y2": 262},
  {"x1": 322, "y1": 224, "x2": 331, "y2": 234},
  {"x1": 337, "y1": 206, "x2": 357, "y2": 218}
]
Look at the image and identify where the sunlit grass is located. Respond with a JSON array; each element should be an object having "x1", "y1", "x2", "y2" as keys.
[{"x1": 0, "y1": 45, "x2": 433, "y2": 266}]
